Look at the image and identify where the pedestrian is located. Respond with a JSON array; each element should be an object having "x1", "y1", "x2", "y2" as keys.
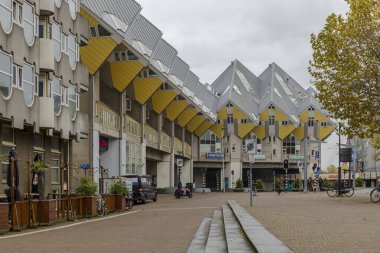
[{"x1": 252, "y1": 180, "x2": 257, "y2": 196}]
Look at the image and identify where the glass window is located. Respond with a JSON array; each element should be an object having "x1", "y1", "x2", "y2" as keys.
[
  {"x1": 68, "y1": 84, "x2": 77, "y2": 120},
  {"x1": 308, "y1": 117, "x2": 314, "y2": 127},
  {"x1": 54, "y1": 0, "x2": 62, "y2": 8},
  {"x1": 52, "y1": 22, "x2": 62, "y2": 61},
  {"x1": 51, "y1": 136, "x2": 60, "y2": 151},
  {"x1": 22, "y1": 63, "x2": 35, "y2": 107},
  {"x1": 68, "y1": 0, "x2": 77, "y2": 20},
  {"x1": 283, "y1": 135, "x2": 296, "y2": 155},
  {"x1": 1, "y1": 146, "x2": 12, "y2": 183},
  {"x1": 38, "y1": 78, "x2": 45, "y2": 97},
  {"x1": 51, "y1": 159, "x2": 60, "y2": 184},
  {"x1": 115, "y1": 52, "x2": 120, "y2": 61},
  {"x1": 0, "y1": 0, "x2": 13, "y2": 34},
  {"x1": 269, "y1": 116, "x2": 275, "y2": 125},
  {"x1": 68, "y1": 34, "x2": 77, "y2": 70},
  {"x1": 2, "y1": 125, "x2": 14, "y2": 144},
  {"x1": 120, "y1": 52, "x2": 126, "y2": 61},
  {"x1": 33, "y1": 133, "x2": 43, "y2": 148},
  {"x1": 23, "y1": 1, "x2": 35, "y2": 46},
  {"x1": 51, "y1": 76, "x2": 62, "y2": 115},
  {"x1": 97, "y1": 25, "x2": 111, "y2": 36},
  {"x1": 0, "y1": 50, "x2": 12, "y2": 99},
  {"x1": 90, "y1": 26, "x2": 97, "y2": 37},
  {"x1": 127, "y1": 51, "x2": 138, "y2": 61}
]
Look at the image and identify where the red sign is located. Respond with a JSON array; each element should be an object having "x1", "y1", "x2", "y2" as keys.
[{"x1": 99, "y1": 137, "x2": 108, "y2": 151}]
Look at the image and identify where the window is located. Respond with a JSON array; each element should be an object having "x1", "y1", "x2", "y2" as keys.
[
  {"x1": 1, "y1": 146, "x2": 13, "y2": 183},
  {"x1": 259, "y1": 121, "x2": 262, "y2": 125},
  {"x1": 127, "y1": 51, "x2": 138, "y2": 60},
  {"x1": 241, "y1": 119, "x2": 248, "y2": 124},
  {"x1": 50, "y1": 159, "x2": 60, "y2": 184},
  {"x1": 33, "y1": 133, "x2": 44, "y2": 149},
  {"x1": 68, "y1": 0, "x2": 78, "y2": 20},
  {"x1": 200, "y1": 130, "x2": 221, "y2": 155},
  {"x1": 125, "y1": 141, "x2": 142, "y2": 175},
  {"x1": 22, "y1": 63, "x2": 35, "y2": 107},
  {"x1": 227, "y1": 114, "x2": 233, "y2": 124},
  {"x1": 90, "y1": 26, "x2": 97, "y2": 37},
  {"x1": 145, "y1": 108, "x2": 150, "y2": 120},
  {"x1": 51, "y1": 76, "x2": 62, "y2": 115},
  {"x1": 23, "y1": 1, "x2": 36, "y2": 46},
  {"x1": 282, "y1": 121, "x2": 288, "y2": 126},
  {"x1": 38, "y1": 75, "x2": 49, "y2": 97},
  {"x1": 61, "y1": 34, "x2": 68, "y2": 54},
  {"x1": 308, "y1": 117, "x2": 314, "y2": 127},
  {"x1": 273, "y1": 136, "x2": 276, "y2": 143},
  {"x1": 268, "y1": 136, "x2": 271, "y2": 143},
  {"x1": 282, "y1": 135, "x2": 296, "y2": 155},
  {"x1": 68, "y1": 84, "x2": 78, "y2": 120},
  {"x1": 97, "y1": 25, "x2": 111, "y2": 36},
  {"x1": 0, "y1": 0, "x2": 13, "y2": 34},
  {"x1": 12, "y1": 64, "x2": 17, "y2": 87},
  {"x1": 34, "y1": 74, "x2": 38, "y2": 95},
  {"x1": 321, "y1": 122, "x2": 327, "y2": 127},
  {"x1": 52, "y1": 22, "x2": 62, "y2": 61},
  {"x1": 0, "y1": 50, "x2": 13, "y2": 99},
  {"x1": 126, "y1": 98, "x2": 132, "y2": 111},
  {"x1": 17, "y1": 67, "x2": 22, "y2": 89},
  {"x1": 269, "y1": 116, "x2": 275, "y2": 125},
  {"x1": 51, "y1": 136, "x2": 60, "y2": 152},
  {"x1": 2, "y1": 125, "x2": 14, "y2": 144},
  {"x1": 61, "y1": 86, "x2": 68, "y2": 106},
  {"x1": 269, "y1": 104, "x2": 275, "y2": 109},
  {"x1": 68, "y1": 33, "x2": 77, "y2": 70},
  {"x1": 273, "y1": 149, "x2": 276, "y2": 155},
  {"x1": 12, "y1": 1, "x2": 22, "y2": 26}
]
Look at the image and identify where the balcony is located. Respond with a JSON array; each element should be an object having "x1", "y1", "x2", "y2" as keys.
[
  {"x1": 174, "y1": 138, "x2": 183, "y2": 153},
  {"x1": 39, "y1": 0, "x2": 55, "y2": 16},
  {"x1": 124, "y1": 114, "x2": 141, "y2": 137},
  {"x1": 95, "y1": 101, "x2": 120, "y2": 131},
  {"x1": 39, "y1": 97, "x2": 54, "y2": 128},
  {"x1": 184, "y1": 143, "x2": 192, "y2": 157},
  {"x1": 161, "y1": 132, "x2": 171, "y2": 149},
  {"x1": 39, "y1": 38, "x2": 55, "y2": 72},
  {"x1": 145, "y1": 125, "x2": 159, "y2": 149}
]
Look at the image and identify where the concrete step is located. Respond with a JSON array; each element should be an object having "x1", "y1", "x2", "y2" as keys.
[
  {"x1": 228, "y1": 200, "x2": 294, "y2": 253},
  {"x1": 222, "y1": 204, "x2": 256, "y2": 253},
  {"x1": 187, "y1": 218, "x2": 212, "y2": 253},
  {"x1": 205, "y1": 210, "x2": 227, "y2": 253}
]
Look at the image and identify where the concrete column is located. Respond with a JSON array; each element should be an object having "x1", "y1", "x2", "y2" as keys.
[
  {"x1": 92, "y1": 130, "x2": 100, "y2": 193},
  {"x1": 157, "y1": 154, "x2": 171, "y2": 188},
  {"x1": 141, "y1": 104, "x2": 146, "y2": 175},
  {"x1": 181, "y1": 159, "x2": 191, "y2": 185},
  {"x1": 170, "y1": 121, "x2": 175, "y2": 187},
  {"x1": 158, "y1": 114, "x2": 163, "y2": 148}
]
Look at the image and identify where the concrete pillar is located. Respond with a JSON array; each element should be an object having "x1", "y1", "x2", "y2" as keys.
[
  {"x1": 170, "y1": 121, "x2": 175, "y2": 187},
  {"x1": 181, "y1": 159, "x2": 191, "y2": 185},
  {"x1": 92, "y1": 130, "x2": 100, "y2": 193},
  {"x1": 141, "y1": 104, "x2": 146, "y2": 175},
  {"x1": 157, "y1": 154, "x2": 171, "y2": 188}
]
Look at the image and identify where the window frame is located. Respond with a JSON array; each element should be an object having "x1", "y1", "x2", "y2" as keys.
[
  {"x1": 0, "y1": 0, "x2": 13, "y2": 34},
  {"x1": 0, "y1": 50, "x2": 13, "y2": 100},
  {"x1": 22, "y1": 62, "x2": 35, "y2": 107}
]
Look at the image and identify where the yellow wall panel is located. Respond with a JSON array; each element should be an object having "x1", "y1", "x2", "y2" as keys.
[
  {"x1": 133, "y1": 77, "x2": 162, "y2": 105},
  {"x1": 217, "y1": 106, "x2": 227, "y2": 120},
  {"x1": 166, "y1": 101, "x2": 188, "y2": 121},
  {"x1": 152, "y1": 90, "x2": 177, "y2": 114},
  {"x1": 210, "y1": 124, "x2": 224, "y2": 138},
  {"x1": 110, "y1": 61, "x2": 144, "y2": 92},
  {"x1": 195, "y1": 121, "x2": 213, "y2": 137},
  {"x1": 292, "y1": 127, "x2": 305, "y2": 141},
  {"x1": 278, "y1": 125, "x2": 297, "y2": 140},
  {"x1": 299, "y1": 111, "x2": 308, "y2": 123},
  {"x1": 80, "y1": 8, "x2": 99, "y2": 26},
  {"x1": 233, "y1": 107, "x2": 248, "y2": 120},
  {"x1": 187, "y1": 115, "x2": 206, "y2": 133},
  {"x1": 319, "y1": 126, "x2": 335, "y2": 141},
  {"x1": 275, "y1": 108, "x2": 289, "y2": 121},
  {"x1": 177, "y1": 108, "x2": 198, "y2": 127},
  {"x1": 314, "y1": 110, "x2": 328, "y2": 123},
  {"x1": 260, "y1": 109, "x2": 269, "y2": 121},
  {"x1": 252, "y1": 125, "x2": 266, "y2": 139},
  {"x1": 80, "y1": 37, "x2": 117, "y2": 75},
  {"x1": 237, "y1": 123, "x2": 255, "y2": 139}
]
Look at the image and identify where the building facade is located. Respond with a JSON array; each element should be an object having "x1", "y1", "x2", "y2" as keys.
[{"x1": 0, "y1": 0, "x2": 336, "y2": 197}]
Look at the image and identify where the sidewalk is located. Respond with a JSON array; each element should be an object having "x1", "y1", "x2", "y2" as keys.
[{"x1": 241, "y1": 191, "x2": 379, "y2": 253}]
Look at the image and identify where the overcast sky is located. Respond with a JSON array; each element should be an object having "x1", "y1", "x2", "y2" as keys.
[{"x1": 137, "y1": 0, "x2": 349, "y2": 170}]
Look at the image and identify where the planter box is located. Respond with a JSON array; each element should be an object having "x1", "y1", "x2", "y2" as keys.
[
  {"x1": 82, "y1": 196, "x2": 97, "y2": 217},
  {"x1": 0, "y1": 203, "x2": 9, "y2": 234},
  {"x1": 12, "y1": 201, "x2": 30, "y2": 230},
  {"x1": 105, "y1": 195, "x2": 116, "y2": 212},
  {"x1": 38, "y1": 200, "x2": 57, "y2": 225},
  {"x1": 115, "y1": 195, "x2": 126, "y2": 211}
]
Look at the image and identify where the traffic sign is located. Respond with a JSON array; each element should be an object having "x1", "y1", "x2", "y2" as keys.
[
  {"x1": 315, "y1": 151, "x2": 320, "y2": 159},
  {"x1": 176, "y1": 159, "x2": 183, "y2": 167},
  {"x1": 248, "y1": 153, "x2": 255, "y2": 163},
  {"x1": 246, "y1": 139, "x2": 255, "y2": 154}
]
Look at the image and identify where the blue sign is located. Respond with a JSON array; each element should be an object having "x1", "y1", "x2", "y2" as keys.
[
  {"x1": 80, "y1": 164, "x2": 91, "y2": 169},
  {"x1": 315, "y1": 151, "x2": 320, "y2": 159},
  {"x1": 206, "y1": 153, "x2": 225, "y2": 159},
  {"x1": 352, "y1": 148, "x2": 356, "y2": 163}
]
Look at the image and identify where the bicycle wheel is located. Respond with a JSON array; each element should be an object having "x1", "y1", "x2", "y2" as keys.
[
  {"x1": 344, "y1": 187, "x2": 354, "y2": 197},
  {"x1": 370, "y1": 188, "x2": 380, "y2": 203},
  {"x1": 327, "y1": 187, "x2": 337, "y2": 197},
  {"x1": 97, "y1": 199, "x2": 106, "y2": 216}
]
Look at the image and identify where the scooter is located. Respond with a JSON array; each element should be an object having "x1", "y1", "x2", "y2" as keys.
[{"x1": 174, "y1": 186, "x2": 192, "y2": 199}]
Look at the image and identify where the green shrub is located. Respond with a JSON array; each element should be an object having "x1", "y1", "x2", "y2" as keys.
[
  {"x1": 255, "y1": 179, "x2": 265, "y2": 190},
  {"x1": 355, "y1": 177, "x2": 364, "y2": 187},
  {"x1": 76, "y1": 176, "x2": 97, "y2": 196},
  {"x1": 323, "y1": 178, "x2": 331, "y2": 188},
  {"x1": 235, "y1": 178, "x2": 244, "y2": 189},
  {"x1": 109, "y1": 180, "x2": 129, "y2": 195},
  {"x1": 32, "y1": 160, "x2": 49, "y2": 174},
  {"x1": 293, "y1": 178, "x2": 301, "y2": 189}
]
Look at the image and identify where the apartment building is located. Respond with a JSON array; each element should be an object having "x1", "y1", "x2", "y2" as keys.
[{"x1": 0, "y1": 0, "x2": 335, "y2": 196}]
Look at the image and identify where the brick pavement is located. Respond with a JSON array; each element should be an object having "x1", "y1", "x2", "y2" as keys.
[{"x1": 241, "y1": 190, "x2": 380, "y2": 253}]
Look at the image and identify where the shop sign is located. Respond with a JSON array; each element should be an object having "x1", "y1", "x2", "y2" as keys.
[
  {"x1": 99, "y1": 137, "x2": 109, "y2": 151},
  {"x1": 254, "y1": 154, "x2": 266, "y2": 160},
  {"x1": 289, "y1": 155, "x2": 304, "y2": 161},
  {"x1": 206, "y1": 153, "x2": 224, "y2": 159}
]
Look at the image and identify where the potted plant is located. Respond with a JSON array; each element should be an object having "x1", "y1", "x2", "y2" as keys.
[
  {"x1": 255, "y1": 179, "x2": 265, "y2": 191},
  {"x1": 76, "y1": 176, "x2": 97, "y2": 217},
  {"x1": 109, "y1": 180, "x2": 128, "y2": 211},
  {"x1": 233, "y1": 178, "x2": 245, "y2": 192},
  {"x1": 355, "y1": 177, "x2": 364, "y2": 188},
  {"x1": 32, "y1": 160, "x2": 49, "y2": 200}
]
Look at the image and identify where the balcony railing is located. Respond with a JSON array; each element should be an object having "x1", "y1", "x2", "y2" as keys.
[
  {"x1": 145, "y1": 125, "x2": 159, "y2": 144},
  {"x1": 174, "y1": 138, "x2": 183, "y2": 152},
  {"x1": 161, "y1": 132, "x2": 171, "y2": 149},
  {"x1": 124, "y1": 114, "x2": 141, "y2": 137},
  {"x1": 184, "y1": 143, "x2": 192, "y2": 156},
  {"x1": 96, "y1": 101, "x2": 120, "y2": 131}
]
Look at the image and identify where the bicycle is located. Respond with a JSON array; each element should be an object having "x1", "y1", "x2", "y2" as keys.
[
  {"x1": 96, "y1": 195, "x2": 107, "y2": 216},
  {"x1": 370, "y1": 186, "x2": 380, "y2": 203},
  {"x1": 327, "y1": 181, "x2": 354, "y2": 197},
  {"x1": 125, "y1": 192, "x2": 134, "y2": 211}
]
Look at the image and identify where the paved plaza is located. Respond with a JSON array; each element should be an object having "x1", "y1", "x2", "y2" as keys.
[{"x1": 0, "y1": 190, "x2": 379, "y2": 253}]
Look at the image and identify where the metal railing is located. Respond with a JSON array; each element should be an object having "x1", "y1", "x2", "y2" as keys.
[
  {"x1": 161, "y1": 132, "x2": 171, "y2": 149},
  {"x1": 124, "y1": 114, "x2": 141, "y2": 137},
  {"x1": 96, "y1": 101, "x2": 120, "y2": 130}
]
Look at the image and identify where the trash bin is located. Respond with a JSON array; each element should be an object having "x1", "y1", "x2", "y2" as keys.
[{"x1": 186, "y1": 183, "x2": 193, "y2": 192}]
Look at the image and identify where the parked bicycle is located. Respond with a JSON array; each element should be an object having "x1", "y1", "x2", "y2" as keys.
[
  {"x1": 370, "y1": 185, "x2": 380, "y2": 203},
  {"x1": 96, "y1": 195, "x2": 107, "y2": 216},
  {"x1": 327, "y1": 181, "x2": 354, "y2": 197},
  {"x1": 125, "y1": 192, "x2": 134, "y2": 211}
]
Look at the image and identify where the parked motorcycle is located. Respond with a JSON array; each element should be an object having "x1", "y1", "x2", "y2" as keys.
[{"x1": 174, "y1": 186, "x2": 192, "y2": 199}]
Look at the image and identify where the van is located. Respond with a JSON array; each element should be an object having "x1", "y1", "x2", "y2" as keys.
[{"x1": 122, "y1": 175, "x2": 157, "y2": 204}]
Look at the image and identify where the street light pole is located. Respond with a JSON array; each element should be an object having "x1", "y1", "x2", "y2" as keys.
[
  {"x1": 222, "y1": 132, "x2": 225, "y2": 192},
  {"x1": 303, "y1": 138, "x2": 308, "y2": 192},
  {"x1": 338, "y1": 123, "x2": 342, "y2": 195}
]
